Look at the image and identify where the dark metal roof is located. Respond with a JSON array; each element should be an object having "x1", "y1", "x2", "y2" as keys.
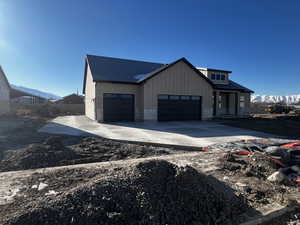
[
  {"x1": 214, "y1": 80, "x2": 254, "y2": 93},
  {"x1": 206, "y1": 68, "x2": 232, "y2": 73},
  {"x1": 83, "y1": 55, "x2": 253, "y2": 94},
  {"x1": 86, "y1": 55, "x2": 164, "y2": 83}
]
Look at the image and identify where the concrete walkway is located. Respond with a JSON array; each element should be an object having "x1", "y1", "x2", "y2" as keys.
[{"x1": 39, "y1": 116, "x2": 276, "y2": 147}]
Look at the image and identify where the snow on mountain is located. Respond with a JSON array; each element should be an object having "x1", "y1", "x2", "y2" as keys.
[
  {"x1": 251, "y1": 94, "x2": 300, "y2": 104},
  {"x1": 11, "y1": 84, "x2": 61, "y2": 100}
]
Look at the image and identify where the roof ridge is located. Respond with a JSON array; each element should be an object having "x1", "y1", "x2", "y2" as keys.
[{"x1": 86, "y1": 54, "x2": 164, "y2": 65}]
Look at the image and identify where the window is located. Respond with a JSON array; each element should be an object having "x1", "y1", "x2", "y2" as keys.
[
  {"x1": 169, "y1": 95, "x2": 180, "y2": 100},
  {"x1": 211, "y1": 74, "x2": 216, "y2": 80},
  {"x1": 158, "y1": 95, "x2": 168, "y2": 100},
  {"x1": 221, "y1": 75, "x2": 225, "y2": 80},
  {"x1": 216, "y1": 74, "x2": 221, "y2": 80},
  {"x1": 120, "y1": 94, "x2": 133, "y2": 99},
  {"x1": 180, "y1": 96, "x2": 190, "y2": 100},
  {"x1": 191, "y1": 96, "x2": 200, "y2": 100}
]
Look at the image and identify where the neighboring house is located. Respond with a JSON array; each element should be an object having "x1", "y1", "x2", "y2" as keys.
[
  {"x1": 10, "y1": 88, "x2": 48, "y2": 104},
  {"x1": 0, "y1": 66, "x2": 10, "y2": 115},
  {"x1": 83, "y1": 55, "x2": 253, "y2": 122},
  {"x1": 55, "y1": 94, "x2": 84, "y2": 104}
]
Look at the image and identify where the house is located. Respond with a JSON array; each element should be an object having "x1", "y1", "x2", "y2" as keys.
[
  {"x1": 10, "y1": 88, "x2": 48, "y2": 104},
  {"x1": 55, "y1": 94, "x2": 84, "y2": 104},
  {"x1": 0, "y1": 66, "x2": 10, "y2": 115},
  {"x1": 83, "y1": 55, "x2": 253, "y2": 122}
]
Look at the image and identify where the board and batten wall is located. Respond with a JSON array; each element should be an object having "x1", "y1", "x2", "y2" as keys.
[
  {"x1": 142, "y1": 60, "x2": 214, "y2": 120},
  {"x1": 0, "y1": 67, "x2": 10, "y2": 115},
  {"x1": 84, "y1": 64, "x2": 96, "y2": 120}
]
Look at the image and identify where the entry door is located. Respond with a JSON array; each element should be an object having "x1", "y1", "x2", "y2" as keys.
[
  {"x1": 158, "y1": 95, "x2": 202, "y2": 121},
  {"x1": 103, "y1": 93, "x2": 134, "y2": 122}
]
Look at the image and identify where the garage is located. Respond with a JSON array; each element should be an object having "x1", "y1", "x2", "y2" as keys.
[
  {"x1": 158, "y1": 95, "x2": 202, "y2": 121},
  {"x1": 103, "y1": 93, "x2": 135, "y2": 122}
]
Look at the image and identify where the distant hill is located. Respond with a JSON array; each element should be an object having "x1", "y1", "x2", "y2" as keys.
[
  {"x1": 11, "y1": 84, "x2": 61, "y2": 100},
  {"x1": 251, "y1": 94, "x2": 300, "y2": 104}
]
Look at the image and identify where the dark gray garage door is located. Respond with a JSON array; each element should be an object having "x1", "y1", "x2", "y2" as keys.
[
  {"x1": 103, "y1": 93, "x2": 134, "y2": 122},
  {"x1": 158, "y1": 95, "x2": 202, "y2": 121}
]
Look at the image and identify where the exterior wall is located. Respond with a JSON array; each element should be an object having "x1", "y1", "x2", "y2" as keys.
[
  {"x1": 84, "y1": 64, "x2": 96, "y2": 120},
  {"x1": 142, "y1": 61, "x2": 214, "y2": 120},
  {"x1": 95, "y1": 82, "x2": 143, "y2": 122},
  {"x1": 0, "y1": 68, "x2": 10, "y2": 115}
]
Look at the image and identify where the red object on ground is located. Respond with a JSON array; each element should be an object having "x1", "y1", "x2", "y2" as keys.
[{"x1": 281, "y1": 142, "x2": 300, "y2": 150}]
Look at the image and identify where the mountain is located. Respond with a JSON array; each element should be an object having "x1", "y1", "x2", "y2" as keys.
[
  {"x1": 251, "y1": 94, "x2": 300, "y2": 104},
  {"x1": 11, "y1": 84, "x2": 61, "y2": 100}
]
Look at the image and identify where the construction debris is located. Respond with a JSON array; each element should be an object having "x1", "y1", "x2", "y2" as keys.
[{"x1": 210, "y1": 138, "x2": 300, "y2": 185}]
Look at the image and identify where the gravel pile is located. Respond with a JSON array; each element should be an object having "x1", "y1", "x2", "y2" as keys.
[{"x1": 2, "y1": 160, "x2": 248, "y2": 225}]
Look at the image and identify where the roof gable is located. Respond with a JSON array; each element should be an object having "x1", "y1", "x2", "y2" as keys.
[{"x1": 138, "y1": 57, "x2": 214, "y2": 86}]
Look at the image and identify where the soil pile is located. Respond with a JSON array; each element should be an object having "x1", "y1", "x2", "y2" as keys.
[
  {"x1": 3, "y1": 160, "x2": 248, "y2": 225},
  {"x1": 0, "y1": 136, "x2": 77, "y2": 172}
]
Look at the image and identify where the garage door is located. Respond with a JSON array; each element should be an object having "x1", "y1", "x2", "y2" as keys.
[
  {"x1": 103, "y1": 93, "x2": 134, "y2": 122},
  {"x1": 158, "y1": 95, "x2": 202, "y2": 121}
]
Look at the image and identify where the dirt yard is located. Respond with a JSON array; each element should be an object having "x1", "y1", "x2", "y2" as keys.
[
  {"x1": 1, "y1": 150, "x2": 299, "y2": 225},
  {"x1": 1, "y1": 115, "x2": 300, "y2": 224},
  {"x1": 0, "y1": 116, "x2": 194, "y2": 172},
  {"x1": 221, "y1": 114, "x2": 300, "y2": 139}
]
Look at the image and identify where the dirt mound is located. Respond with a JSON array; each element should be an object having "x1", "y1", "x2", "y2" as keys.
[
  {"x1": 3, "y1": 160, "x2": 248, "y2": 225},
  {"x1": 0, "y1": 140, "x2": 77, "y2": 172}
]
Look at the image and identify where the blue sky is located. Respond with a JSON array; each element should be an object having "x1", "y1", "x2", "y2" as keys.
[{"x1": 0, "y1": 0, "x2": 300, "y2": 96}]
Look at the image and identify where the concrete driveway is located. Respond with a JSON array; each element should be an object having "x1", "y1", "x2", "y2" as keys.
[{"x1": 39, "y1": 116, "x2": 276, "y2": 147}]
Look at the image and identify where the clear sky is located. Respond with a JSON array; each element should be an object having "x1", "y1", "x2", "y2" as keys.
[{"x1": 1, "y1": 0, "x2": 300, "y2": 97}]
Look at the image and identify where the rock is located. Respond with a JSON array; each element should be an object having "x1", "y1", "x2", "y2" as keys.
[
  {"x1": 223, "y1": 176, "x2": 230, "y2": 181},
  {"x1": 38, "y1": 183, "x2": 48, "y2": 191},
  {"x1": 267, "y1": 171, "x2": 286, "y2": 183},
  {"x1": 31, "y1": 185, "x2": 38, "y2": 189},
  {"x1": 45, "y1": 190, "x2": 58, "y2": 196},
  {"x1": 235, "y1": 182, "x2": 249, "y2": 192}
]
